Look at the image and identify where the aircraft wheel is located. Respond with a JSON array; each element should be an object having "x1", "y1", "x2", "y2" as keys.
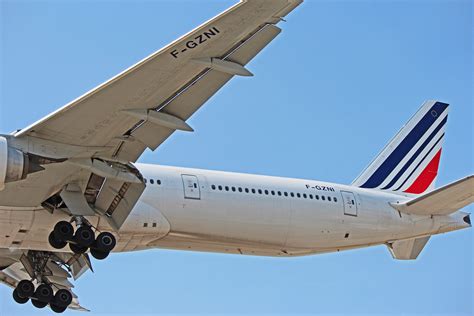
[
  {"x1": 50, "y1": 303, "x2": 67, "y2": 313},
  {"x1": 49, "y1": 231, "x2": 67, "y2": 249},
  {"x1": 34, "y1": 283, "x2": 53, "y2": 303},
  {"x1": 31, "y1": 298, "x2": 48, "y2": 308},
  {"x1": 16, "y1": 280, "x2": 35, "y2": 299},
  {"x1": 69, "y1": 243, "x2": 88, "y2": 254},
  {"x1": 94, "y1": 232, "x2": 116, "y2": 252},
  {"x1": 12, "y1": 289, "x2": 29, "y2": 304},
  {"x1": 90, "y1": 248, "x2": 109, "y2": 260},
  {"x1": 49, "y1": 304, "x2": 67, "y2": 314},
  {"x1": 53, "y1": 221, "x2": 74, "y2": 242},
  {"x1": 74, "y1": 226, "x2": 95, "y2": 248},
  {"x1": 53, "y1": 289, "x2": 73, "y2": 307}
]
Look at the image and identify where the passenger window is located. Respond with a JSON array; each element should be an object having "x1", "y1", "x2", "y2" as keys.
[
  {"x1": 252, "y1": 189, "x2": 256, "y2": 194},
  {"x1": 271, "y1": 190, "x2": 275, "y2": 195},
  {"x1": 303, "y1": 193, "x2": 307, "y2": 199},
  {"x1": 150, "y1": 179, "x2": 154, "y2": 184},
  {"x1": 277, "y1": 191, "x2": 282, "y2": 196},
  {"x1": 328, "y1": 196, "x2": 332, "y2": 201},
  {"x1": 315, "y1": 195, "x2": 319, "y2": 200},
  {"x1": 297, "y1": 193, "x2": 301, "y2": 198},
  {"x1": 211, "y1": 185, "x2": 216, "y2": 190},
  {"x1": 157, "y1": 180, "x2": 161, "y2": 185},
  {"x1": 245, "y1": 188, "x2": 249, "y2": 193},
  {"x1": 258, "y1": 189, "x2": 263, "y2": 194},
  {"x1": 218, "y1": 185, "x2": 223, "y2": 191},
  {"x1": 309, "y1": 194, "x2": 313, "y2": 199},
  {"x1": 284, "y1": 192, "x2": 288, "y2": 197},
  {"x1": 264, "y1": 190, "x2": 269, "y2": 195},
  {"x1": 290, "y1": 193, "x2": 294, "y2": 197},
  {"x1": 334, "y1": 197, "x2": 338, "y2": 202},
  {"x1": 232, "y1": 187, "x2": 236, "y2": 192},
  {"x1": 238, "y1": 187, "x2": 243, "y2": 192},
  {"x1": 322, "y1": 196, "x2": 326, "y2": 201},
  {"x1": 225, "y1": 186, "x2": 229, "y2": 191}
]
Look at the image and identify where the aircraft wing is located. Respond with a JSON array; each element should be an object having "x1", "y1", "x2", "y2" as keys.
[
  {"x1": 14, "y1": 0, "x2": 303, "y2": 163},
  {"x1": 391, "y1": 175, "x2": 474, "y2": 215},
  {"x1": 0, "y1": 0, "x2": 303, "y2": 225}
]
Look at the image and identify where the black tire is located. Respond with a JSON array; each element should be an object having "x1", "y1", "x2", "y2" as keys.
[
  {"x1": 49, "y1": 231, "x2": 67, "y2": 249},
  {"x1": 69, "y1": 243, "x2": 88, "y2": 254},
  {"x1": 53, "y1": 221, "x2": 74, "y2": 242},
  {"x1": 94, "y1": 232, "x2": 116, "y2": 252},
  {"x1": 50, "y1": 303, "x2": 67, "y2": 313},
  {"x1": 16, "y1": 280, "x2": 35, "y2": 299},
  {"x1": 90, "y1": 248, "x2": 109, "y2": 260},
  {"x1": 31, "y1": 298, "x2": 48, "y2": 308},
  {"x1": 74, "y1": 226, "x2": 95, "y2": 247},
  {"x1": 53, "y1": 289, "x2": 72, "y2": 307},
  {"x1": 34, "y1": 283, "x2": 53, "y2": 303},
  {"x1": 13, "y1": 289, "x2": 29, "y2": 304}
]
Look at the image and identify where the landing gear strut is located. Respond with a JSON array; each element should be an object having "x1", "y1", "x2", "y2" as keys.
[{"x1": 48, "y1": 219, "x2": 116, "y2": 260}]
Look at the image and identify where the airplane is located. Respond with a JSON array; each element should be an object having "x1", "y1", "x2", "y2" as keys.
[{"x1": 0, "y1": 0, "x2": 472, "y2": 313}]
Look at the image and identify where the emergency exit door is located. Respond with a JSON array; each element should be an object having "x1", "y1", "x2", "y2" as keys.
[
  {"x1": 181, "y1": 174, "x2": 201, "y2": 200},
  {"x1": 341, "y1": 191, "x2": 358, "y2": 216}
]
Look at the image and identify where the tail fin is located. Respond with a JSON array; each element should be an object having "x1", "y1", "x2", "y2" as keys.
[{"x1": 352, "y1": 100, "x2": 449, "y2": 194}]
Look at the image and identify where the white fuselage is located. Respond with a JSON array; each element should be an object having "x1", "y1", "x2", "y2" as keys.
[{"x1": 0, "y1": 164, "x2": 468, "y2": 257}]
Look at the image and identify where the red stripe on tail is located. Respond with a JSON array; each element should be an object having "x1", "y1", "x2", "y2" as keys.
[{"x1": 404, "y1": 149, "x2": 442, "y2": 194}]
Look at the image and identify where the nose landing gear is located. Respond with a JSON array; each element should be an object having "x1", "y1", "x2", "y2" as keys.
[{"x1": 48, "y1": 219, "x2": 116, "y2": 260}]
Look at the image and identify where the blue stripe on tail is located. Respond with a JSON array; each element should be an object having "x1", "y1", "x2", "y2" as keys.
[
  {"x1": 360, "y1": 102, "x2": 448, "y2": 188},
  {"x1": 381, "y1": 116, "x2": 447, "y2": 190}
]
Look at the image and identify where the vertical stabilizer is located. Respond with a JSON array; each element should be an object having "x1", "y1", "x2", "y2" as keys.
[{"x1": 352, "y1": 100, "x2": 448, "y2": 194}]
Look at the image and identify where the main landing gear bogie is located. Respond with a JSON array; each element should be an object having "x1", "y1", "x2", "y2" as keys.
[
  {"x1": 48, "y1": 220, "x2": 117, "y2": 260},
  {"x1": 12, "y1": 280, "x2": 72, "y2": 313}
]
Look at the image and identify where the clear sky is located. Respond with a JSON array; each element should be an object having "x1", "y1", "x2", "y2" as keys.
[{"x1": 0, "y1": 0, "x2": 472, "y2": 315}]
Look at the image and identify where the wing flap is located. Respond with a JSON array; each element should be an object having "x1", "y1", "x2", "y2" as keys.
[
  {"x1": 391, "y1": 175, "x2": 474, "y2": 215},
  {"x1": 118, "y1": 23, "x2": 282, "y2": 156}
]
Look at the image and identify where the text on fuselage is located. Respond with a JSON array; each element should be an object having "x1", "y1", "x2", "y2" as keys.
[{"x1": 305, "y1": 184, "x2": 336, "y2": 192}]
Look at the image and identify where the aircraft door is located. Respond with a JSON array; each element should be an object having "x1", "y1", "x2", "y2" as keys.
[
  {"x1": 341, "y1": 191, "x2": 358, "y2": 216},
  {"x1": 181, "y1": 174, "x2": 201, "y2": 200}
]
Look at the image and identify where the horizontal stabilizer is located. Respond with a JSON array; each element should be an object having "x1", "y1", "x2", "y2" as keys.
[
  {"x1": 391, "y1": 175, "x2": 474, "y2": 215},
  {"x1": 387, "y1": 236, "x2": 430, "y2": 260}
]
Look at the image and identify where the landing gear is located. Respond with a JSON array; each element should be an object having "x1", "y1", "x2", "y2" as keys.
[
  {"x1": 53, "y1": 289, "x2": 73, "y2": 307},
  {"x1": 31, "y1": 299, "x2": 48, "y2": 309},
  {"x1": 74, "y1": 226, "x2": 95, "y2": 248},
  {"x1": 48, "y1": 219, "x2": 116, "y2": 260},
  {"x1": 50, "y1": 303, "x2": 67, "y2": 313},
  {"x1": 11, "y1": 252, "x2": 76, "y2": 313},
  {"x1": 12, "y1": 289, "x2": 29, "y2": 304},
  {"x1": 13, "y1": 279, "x2": 72, "y2": 313},
  {"x1": 34, "y1": 283, "x2": 54, "y2": 303},
  {"x1": 16, "y1": 280, "x2": 35, "y2": 299}
]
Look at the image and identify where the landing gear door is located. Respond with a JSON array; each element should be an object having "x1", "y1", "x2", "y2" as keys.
[
  {"x1": 341, "y1": 191, "x2": 358, "y2": 216},
  {"x1": 181, "y1": 174, "x2": 201, "y2": 200}
]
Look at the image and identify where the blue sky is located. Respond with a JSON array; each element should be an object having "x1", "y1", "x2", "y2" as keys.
[{"x1": 0, "y1": 0, "x2": 472, "y2": 315}]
